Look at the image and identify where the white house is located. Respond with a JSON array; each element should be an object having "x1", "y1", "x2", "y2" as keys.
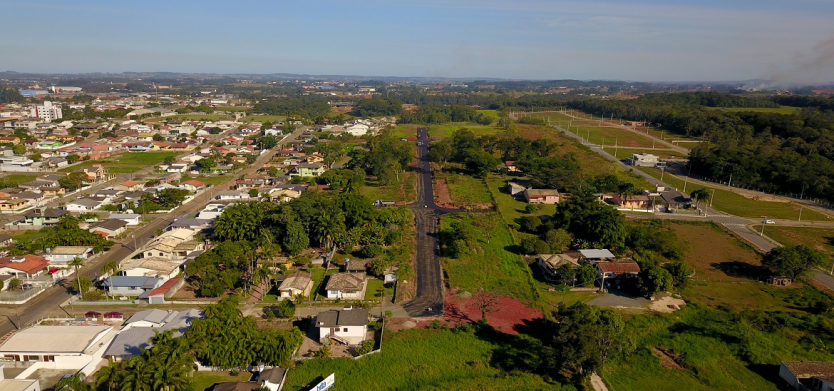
[
  {"x1": 315, "y1": 308, "x2": 369, "y2": 345},
  {"x1": 103, "y1": 276, "x2": 163, "y2": 297},
  {"x1": 345, "y1": 124, "x2": 369, "y2": 136},
  {"x1": 0, "y1": 325, "x2": 116, "y2": 376},
  {"x1": 44, "y1": 246, "x2": 93, "y2": 265},
  {"x1": 107, "y1": 213, "x2": 142, "y2": 226},
  {"x1": 257, "y1": 367, "x2": 287, "y2": 391},
  {"x1": 119, "y1": 257, "x2": 182, "y2": 281},
  {"x1": 64, "y1": 198, "x2": 103, "y2": 212},
  {"x1": 324, "y1": 273, "x2": 367, "y2": 300}
]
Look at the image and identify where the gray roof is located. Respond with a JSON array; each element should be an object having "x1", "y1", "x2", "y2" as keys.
[
  {"x1": 104, "y1": 276, "x2": 161, "y2": 289},
  {"x1": 107, "y1": 213, "x2": 141, "y2": 220},
  {"x1": 70, "y1": 198, "x2": 101, "y2": 207},
  {"x1": 126, "y1": 309, "x2": 170, "y2": 325},
  {"x1": 660, "y1": 191, "x2": 691, "y2": 204},
  {"x1": 578, "y1": 249, "x2": 615, "y2": 259},
  {"x1": 91, "y1": 219, "x2": 128, "y2": 231},
  {"x1": 259, "y1": 367, "x2": 286, "y2": 385},
  {"x1": 125, "y1": 309, "x2": 202, "y2": 329},
  {"x1": 103, "y1": 328, "x2": 158, "y2": 357},
  {"x1": 315, "y1": 309, "x2": 369, "y2": 328}
]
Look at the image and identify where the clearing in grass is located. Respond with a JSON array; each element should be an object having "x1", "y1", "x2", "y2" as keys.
[
  {"x1": 192, "y1": 371, "x2": 252, "y2": 391},
  {"x1": 61, "y1": 151, "x2": 180, "y2": 174},
  {"x1": 637, "y1": 167, "x2": 830, "y2": 221},
  {"x1": 756, "y1": 226, "x2": 834, "y2": 252},
  {"x1": 358, "y1": 171, "x2": 416, "y2": 204},
  {"x1": 434, "y1": 170, "x2": 493, "y2": 208}
]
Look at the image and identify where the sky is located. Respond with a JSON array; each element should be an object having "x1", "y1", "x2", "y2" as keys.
[{"x1": 2, "y1": 0, "x2": 834, "y2": 82}]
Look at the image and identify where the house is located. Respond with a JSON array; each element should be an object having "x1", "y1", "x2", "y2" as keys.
[
  {"x1": 0, "y1": 255, "x2": 50, "y2": 278},
  {"x1": 324, "y1": 273, "x2": 367, "y2": 300},
  {"x1": 179, "y1": 180, "x2": 205, "y2": 192},
  {"x1": 343, "y1": 259, "x2": 368, "y2": 273},
  {"x1": 277, "y1": 272, "x2": 314, "y2": 298},
  {"x1": 536, "y1": 253, "x2": 582, "y2": 283},
  {"x1": 120, "y1": 257, "x2": 182, "y2": 281},
  {"x1": 523, "y1": 189, "x2": 561, "y2": 204},
  {"x1": 289, "y1": 163, "x2": 325, "y2": 178},
  {"x1": 168, "y1": 218, "x2": 213, "y2": 231},
  {"x1": 507, "y1": 181, "x2": 528, "y2": 197},
  {"x1": 107, "y1": 213, "x2": 142, "y2": 226},
  {"x1": 0, "y1": 235, "x2": 12, "y2": 247},
  {"x1": 82, "y1": 164, "x2": 108, "y2": 181},
  {"x1": 215, "y1": 190, "x2": 250, "y2": 200},
  {"x1": 0, "y1": 325, "x2": 116, "y2": 375},
  {"x1": 93, "y1": 189, "x2": 122, "y2": 200},
  {"x1": 315, "y1": 308, "x2": 369, "y2": 345},
  {"x1": 103, "y1": 276, "x2": 163, "y2": 297},
  {"x1": 88, "y1": 219, "x2": 129, "y2": 238},
  {"x1": 659, "y1": 190, "x2": 692, "y2": 212},
  {"x1": 0, "y1": 364, "x2": 40, "y2": 391},
  {"x1": 114, "y1": 180, "x2": 142, "y2": 192},
  {"x1": 0, "y1": 199, "x2": 30, "y2": 212},
  {"x1": 504, "y1": 161, "x2": 520, "y2": 172},
  {"x1": 123, "y1": 308, "x2": 201, "y2": 329},
  {"x1": 103, "y1": 309, "x2": 201, "y2": 360},
  {"x1": 779, "y1": 361, "x2": 834, "y2": 391},
  {"x1": 612, "y1": 194, "x2": 651, "y2": 209},
  {"x1": 257, "y1": 367, "x2": 287, "y2": 391},
  {"x1": 213, "y1": 383, "x2": 261, "y2": 391},
  {"x1": 595, "y1": 262, "x2": 641, "y2": 282},
  {"x1": 578, "y1": 249, "x2": 616, "y2": 262},
  {"x1": 64, "y1": 198, "x2": 103, "y2": 212},
  {"x1": 629, "y1": 153, "x2": 661, "y2": 167},
  {"x1": 15, "y1": 207, "x2": 67, "y2": 226},
  {"x1": 44, "y1": 246, "x2": 93, "y2": 265}
]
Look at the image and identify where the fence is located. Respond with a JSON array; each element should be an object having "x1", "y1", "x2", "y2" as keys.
[{"x1": 0, "y1": 277, "x2": 55, "y2": 304}]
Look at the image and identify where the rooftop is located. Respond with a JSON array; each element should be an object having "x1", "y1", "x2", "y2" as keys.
[
  {"x1": 278, "y1": 272, "x2": 312, "y2": 291},
  {"x1": 782, "y1": 361, "x2": 834, "y2": 378},
  {"x1": 596, "y1": 261, "x2": 641, "y2": 274},
  {"x1": 0, "y1": 325, "x2": 112, "y2": 353},
  {"x1": 579, "y1": 249, "x2": 615, "y2": 259},
  {"x1": 316, "y1": 308, "x2": 369, "y2": 328},
  {"x1": 325, "y1": 273, "x2": 365, "y2": 292}
]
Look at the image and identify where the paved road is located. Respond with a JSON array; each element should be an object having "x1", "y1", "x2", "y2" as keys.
[
  {"x1": 402, "y1": 127, "x2": 447, "y2": 317},
  {"x1": 551, "y1": 124, "x2": 834, "y2": 290},
  {"x1": 0, "y1": 127, "x2": 307, "y2": 335}
]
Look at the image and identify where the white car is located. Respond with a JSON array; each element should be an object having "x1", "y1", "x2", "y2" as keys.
[{"x1": 763, "y1": 219, "x2": 775, "y2": 224}]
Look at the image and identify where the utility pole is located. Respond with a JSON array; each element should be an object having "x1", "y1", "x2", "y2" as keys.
[
  {"x1": 709, "y1": 188, "x2": 715, "y2": 207},
  {"x1": 760, "y1": 216, "x2": 767, "y2": 236},
  {"x1": 798, "y1": 206, "x2": 803, "y2": 222}
]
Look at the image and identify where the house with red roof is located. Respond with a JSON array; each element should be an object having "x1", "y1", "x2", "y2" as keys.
[
  {"x1": 179, "y1": 180, "x2": 206, "y2": 192},
  {"x1": 594, "y1": 261, "x2": 641, "y2": 282},
  {"x1": 0, "y1": 255, "x2": 50, "y2": 278}
]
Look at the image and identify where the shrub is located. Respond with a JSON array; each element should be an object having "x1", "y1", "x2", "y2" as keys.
[
  {"x1": 360, "y1": 244, "x2": 384, "y2": 258},
  {"x1": 356, "y1": 340, "x2": 375, "y2": 355},
  {"x1": 273, "y1": 299, "x2": 296, "y2": 318}
]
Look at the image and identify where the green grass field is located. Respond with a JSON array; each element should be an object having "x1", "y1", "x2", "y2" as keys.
[
  {"x1": 436, "y1": 171, "x2": 493, "y2": 207},
  {"x1": 484, "y1": 175, "x2": 556, "y2": 223},
  {"x1": 390, "y1": 123, "x2": 503, "y2": 140},
  {"x1": 755, "y1": 226, "x2": 834, "y2": 252},
  {"x1": 284, "y1": 327, "x2": 566, "y2": 390},
  {"x1": 569, "y1": 125, "x2": 658, "y2": 148},
  {"x1": 61, "y1": 152, "x2": 181, "y2": 174},
  {"x1": 240, "y1": 115, "x2": 286, "y2": 123},
  {"x1": 212, "y1": 106, "x2": 252, "y2": 112},
  {"x1": 601, "y1": 147, "x2": 686, "y2": 160},
  {"x1": 359, "y1": 171, "x2": 416, "y2": 204},
  {"x1": 476, "y1": 109, "x2": 500, "y2": 121},
  {"x1": 0, "y1": 174, "x2": 41, "y2": 187},
  {"x1": 637, "y1": 167, "x2": 830, "y2": 221},
  {"x1": 192, "y1": 371, "x2": 252, "y2": 390},
  {"x1": 440, "y1": 213, "x2": 537, "y2": 302}
]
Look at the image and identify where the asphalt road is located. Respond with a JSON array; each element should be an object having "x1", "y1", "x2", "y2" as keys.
[
  {"x1": 0, "y1": 127, "x2": 307, "y2": 335},
  {"x1": 402, "y1": 127, "x2": 447, "y2": 317},
  {"x1": 551, "y1": 123, "x2": 834, "y2": 290}
]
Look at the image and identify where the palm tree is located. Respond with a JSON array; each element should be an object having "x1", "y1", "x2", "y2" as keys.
[
  {"x1": 101, "y1": 261, "x2": 120, "y2": 278},
  {"x1": 55, "y1": 373, "x2": 91, "y2": 391},
  {"x1": 690, "y1": 188, "x2": 710, "y2": 210},
  {"x1": 68, "y1": 257, "x2": 86, "y2": 296},
  {"x1": 95, "y1": 359, "x2": 125, "y2": 391}
]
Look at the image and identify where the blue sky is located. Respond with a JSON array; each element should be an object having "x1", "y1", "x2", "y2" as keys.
[{"x1": 2, "y1": 0, "x2": 833, "y2": 81}]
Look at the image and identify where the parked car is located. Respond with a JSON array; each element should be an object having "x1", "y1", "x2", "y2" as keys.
[
  {"x1": 103, "y1": 311, "x2": 123, "y2": 319},
  {"x1": 20, "y1": 283, "x2": 33, "y2": 290},
  {"x1": 763, "y1": 219, "x2": 776, "y2": 224},
  {"x1": 85, "y1": 311, "x2": 102, "y2": 318}
]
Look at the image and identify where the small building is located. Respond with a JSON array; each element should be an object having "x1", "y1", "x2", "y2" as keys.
[
  {"x1": 507, "y1": 181, "x2": 528, "y2": 197},
  {"x1": 0, "y1": 255, "x2": 50, "y2": 279},
  {"x1": 595, "y1": 262, "x2": 641, "y2": 281},
  {"x1": 536, "y1": 253, "x2": 581, "y2": 283},
  {"x1": 258, "y1": 367, "x2": 287, "y2": 391},
  {"x1": 612, "y1": 194, "x2": 651, "y2": 210},
  {"x1": 120, "y1": 257, "x2": 182, "y2": 281},
  {"x1": 578, "y1": 249, "x2": 616, "y2": 262},
  {"x1": 277, "y1": 272, "x2": 314, "y2": 298},
  {"x1": 88, "y1": 219, "x2": 128, "y2": 238},
  {"x1": 324, "y1": 273, "x2": 367, "y2": 300},
  {"x1": 629, "y1": 153, "x2": 660, "y2": 167},
  {"x1": 0, "y1": 235, "x2": 13, "y2": 247},
  {"x1": 0, "y1": 364, "x2": 40, "y2": 391},
  {"x1": 659, "y1": 190, "x2": 692, "y2": 212},
  {"x1": 315, "y1": 308, "x2": 369, "y2": 345},
  {"x1": 343, "y1": 259, "x2": 368, "y2": 273},
  {"x1": 103, "y1": 276, "x2": 163, "y2": 297},
  {"x1": 106, "y1": 213, "x2": 142, "y2": 226},
  {"x1": 0, "y1": 325, "x2": 115, "y2": 373},
  {"x1": 64, "y1": 198, "x2": 103, "y2": 212},
  {"x1": 289, "y1": 163, "x2": 325, "y2": 178},
  {"x1": 780, "y1": 361, "x2": 834, "y2": 391},
  {"x1": 45, "y1": 246, "x2": 93, "y2": 265},
  {"x1": 523, "y1": 189, "x2": 561, "y2": 204}
]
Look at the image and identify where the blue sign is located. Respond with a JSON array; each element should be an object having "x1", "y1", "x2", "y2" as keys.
[{"x1": 314, "y1": 373, "x2": 335, "y2": 391}]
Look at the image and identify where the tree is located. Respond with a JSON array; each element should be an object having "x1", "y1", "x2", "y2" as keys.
[
  {"x1": 30, "y1": 153, "x2": 42, "y2": 162},
  {"x1": 163, "y1": 155, "x2": 177, "y2": 165},
  {"x1": 545, "y1": 229, "x2": 572, "y2": 253},
  {"x1": 66, "y1": 154, "x2": 81, "y2": 164},
  {"x1": 145, "y1": 179, "x2": 161, "y2": 187},
  {"x1": 272, "y1": 299, "x2": 296, "y2": 318},
  {"x1": 762, "y1": 245, "x2": 828, "y2": 280},
  {"x1": 101, "y1": 261, "x2": 120, "y2": 278},
  {"x1": 12, "y1": 144, "x2": 26, "y2": 155},
  {"x1": 94, "y1": 359, "x2": 125, "y2": 391},
  {"x1": 55, "y1": 372, "x2": 91, "y2": 391},
  {"x1": 195, "y1": 157, "x2": 216, "y2": 172},
  {"x1": 427, "y1": 141, "x2": 453, "y2": 167},
  {"x1": 69, "y1": 257, "x2": 86, "y2": 295},
  {"x1": 59, "y1": 172, "x2": 88, "y2": 191},
  {"x1": 637, "y1": 266, "x2": 673, "y2": 296},
  {"x1": 8, "y1": 278, "x2": 21, "y2": 290},
  {"x1": 663, "y1": 262, "x2": 692, "y2": 288},
  {"x1": 690, "y1": 188, "x2": 710, "y2": 210},
  {"x1": 282, "y1": 220, "x2": 309, "y2": 256},
  {"x1": 474, "y1": 290, "x2": 500, "y2": 320},
  {"x1": 249, "y1": 188, "x2": 260, "y2": 198}
]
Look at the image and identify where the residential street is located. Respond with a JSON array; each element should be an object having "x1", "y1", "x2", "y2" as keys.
[{"x1": 0, "y1": 127, "x2": 308, "y2": 335}]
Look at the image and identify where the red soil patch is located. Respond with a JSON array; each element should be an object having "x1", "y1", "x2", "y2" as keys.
[
  {"x1": 433, "y1": 179, "x2": 457, "y2": 209},
  {"x1": 443, "y1": 289, "x2": 542, "y2": 335}
]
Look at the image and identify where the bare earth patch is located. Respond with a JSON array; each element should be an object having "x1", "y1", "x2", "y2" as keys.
[
  {"x1": 443, "y1": 288, "x2": 542, "y2": 335},
  {"x1": 433, "y1": 179, "x2": 457, "y2": 209},
  {"x1": 652, "y1": 347, "x2": 684, "y2": 370},
  {"x1": 650, "y1": 296, "x2": 686, "y2": 313}
]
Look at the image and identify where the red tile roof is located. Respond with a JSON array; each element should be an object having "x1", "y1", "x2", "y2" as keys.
[
  {"x1": 181, "y1": 180, "x2": 205, "y2": 187},
  {"x1": 148, "y1": 277, "x2": 181, "y2": 297},
  {"x1": 0, "y1": 255, "x2": 49, "y2": 274},
  {"x1": 596, "y1": 262, "x2": 641, "y2": 274}
]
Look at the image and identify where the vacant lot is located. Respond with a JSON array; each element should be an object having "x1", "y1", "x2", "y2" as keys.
[
  {"x1": 285, "y1": 328, "x2": 565, "y2": 390},
  {"x1": 359, "y1": 171, "x2": 416, "y2": 204},
  {"x1": 440, "y1": 213, "x2": 538, "y2": 303},
  {"x1": 0, "y1": 174, "x2": 40, "y2": 186},
  {"x1": 570, "y1": 125, "x2": 658, "y2": 148},
  {"x1": 637, "y1": 167, "x2": 830, "y2": 221},
  {"x1": 61, "y1": 152, "x2": 180, "y2": 174},
  {"x1": 758, "y1": 226, "x2": 834, "y2": 252},
  {"x1": 435, "y1": 171, "x2": 493, "y2": 208},
  {"x1": 392, "y1": 123, "x2": 503, "y2": 140},
  {"x1": 192, "y1": 371, "x2": 252, "y2": 390},
  {"x1": 671, "y1": 222, "x2": 763, "y2": 282}
]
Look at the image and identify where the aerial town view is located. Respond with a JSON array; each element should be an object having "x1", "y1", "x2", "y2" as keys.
[{"x1": 1, "y1": 1, "x2": 834, "y2": 390}]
